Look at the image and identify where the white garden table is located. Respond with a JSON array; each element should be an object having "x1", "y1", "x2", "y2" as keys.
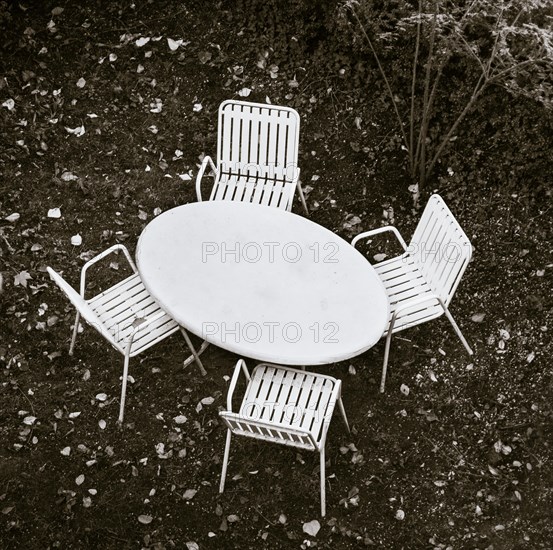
[{"x1": 136, "y1": 202, "x2": 389, "y2": 366}]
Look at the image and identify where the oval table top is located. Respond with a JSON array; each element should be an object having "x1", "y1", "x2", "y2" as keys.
[{"x1": 136, "y1": 202, "x2": 389, "y2": 366}]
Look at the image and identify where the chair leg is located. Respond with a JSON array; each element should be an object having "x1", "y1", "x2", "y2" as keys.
[
  {"x1": 338, "y1": 398, "x2": 350, "y2": 434},
  {"x1": 69, "y1": 311, "x2": 81, "y2": 356},
  {"x1": 443, "y1": 307, "x2": 473, "y2": 356},
  {"x1": 296, "y1": 181, "x2": 309, "y2": 216},
  {"x1": 183, "y1": 340, "x2": 210, "y2": 368},
  {"x1": 179, "y1": 327, "x2": 207, "y2": 376},
  {"x1": 380, "y1": 329, "x2": 393, "y2": 393},
  {"x1": 219, "y1": 429, "x2": 232, "y2": 493},
  {"x1": 118, "y1": 352, "x2": 131, "y2": 424},
  {"x1": 319, "y1": 447, "x2": 326, "y2": 517}
]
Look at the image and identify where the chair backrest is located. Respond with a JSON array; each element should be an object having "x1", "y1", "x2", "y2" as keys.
[
  {"x1": 219, "y1": 412, "x2": 317, "y2": 451},
  {"x1": 409, "y1": 195, "x2": 472, "y2": 306},
  {"x1": 47, "y1": 267, "x2": 116, "y2": 347},
  {"x1": 214, "y1": 100, "x2": 300, "y2": 209}
]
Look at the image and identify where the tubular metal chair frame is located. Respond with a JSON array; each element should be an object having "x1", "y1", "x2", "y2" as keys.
[
  {"x1": 352, "y1": 194, "x2": 473, "y2": 392},
  {"x1": 196, "y1": 99, "x2": 309, "y2": 214},
  {"x1": 48, "y1": 244, "x2": 208, "y2": 423},
  {"x1": 218, "y1": 360, "x2": 350, "y2": 517}
]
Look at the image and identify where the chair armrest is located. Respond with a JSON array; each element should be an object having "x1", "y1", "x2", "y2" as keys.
[
  {"x1": 351, "y1": 226, "x2": 408, "y2": 252},
  {"x1": 390, "y1": 294, "x2": 443, "y2": 327},
  {"x1": 80, "y1": 244, "x2": 137, "y2": 298},
  {"x1": 226, "y1": 359, "x2": 251, "y2": 412},
  {"x1": 195, "y1": 155, "x2": 218, "y2": 202}
]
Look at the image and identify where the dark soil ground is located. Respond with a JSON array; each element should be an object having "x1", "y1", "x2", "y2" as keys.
[{"x1": 1, "y1": 1, "x2": 552, "y2": 549}]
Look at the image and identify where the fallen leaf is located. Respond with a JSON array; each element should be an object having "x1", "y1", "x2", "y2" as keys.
[
  {"x1": 138, "y1": 514, "x2": 153, "y2": 524},
  {"x1": 71, "y1": 234, "x2": 82, "y2": 246},
  {"x1": 135, "y1": 37, "x2": 151, "y2": 47},
  {"x1": 5, "y1": 213, "x2": 20, "y2": 222},
  {"x1": 2, "y1": 98, "x2": 15, "y2": 110},
  {"x1": 303, "y1": 519, "x2": 321, "y2": 537},
  {"x1": 65, "y1": 125, "x2": 85, "y2": 137},
  {"x1": 14, "y1": 271, "x2": 32, "y2": 287},
  {"x1": 61, "y1": 171, "x2": 79, "y2": 181},
  {"x1": 168, "y1": 38, "x2": 183, "y2": 51},
  {"x1": 183, "y1": 489, "x2": 197, "y2": 500},
  {"x1": 198, "y1": 51, "x2": 212, "y2": 64}
]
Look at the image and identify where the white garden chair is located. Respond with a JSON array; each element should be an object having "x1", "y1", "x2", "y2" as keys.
[
  {"x1": 352, "y1": 194, "x2": 473, "y2": 392},
  {"x1": 196, "y1": 100, "x2": 308, "y2": 214},
  {"x1": 47, "y1": 244, "x2": 208, "y2": 423},
  {"x1": 219, "y1": 360, "x2": 350, "y2": 517}
]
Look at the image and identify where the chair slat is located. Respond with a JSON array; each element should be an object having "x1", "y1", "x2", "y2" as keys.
[
  {"x1": 300, "y1": 376, "x2": 326, "y2": 435},
  {"x1": 220, "y1": 411, "x2": 316, "y2": 451},
  {"x1": 207, "y1": 100, "x2": 301, "y2": 211},
  {"x1": 90, "y1": 274, "x2": 143, "y2": 305},
  {"x1": 293, "y1": 373, "x2": 317, "y2": 428},
  {"x1": 92, "y1": 288, "x2": 152, "y2": 326},
  {"x1": 410, "y1": 197, "x2": 472, "y2": 304},
  {"x1": 259, "y1": 367, "x2": 287, "y2": 422},
  {"x1": 129, "y1": 319, "x2": 179, "y2": 357}
]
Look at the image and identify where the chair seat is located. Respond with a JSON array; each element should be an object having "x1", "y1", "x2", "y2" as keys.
[
  {"x1": 88, "y1": 273, "x2": 179, "y2": 356},
  {"x1": 374, "y1": 254, "x2": 444, "y2": 334},
  {"x1": 237, "y1": 364, "x2": 339, "y2": 449},
  {"x1": 210, "y1": 173, "x2": 294, "y2": 210}
]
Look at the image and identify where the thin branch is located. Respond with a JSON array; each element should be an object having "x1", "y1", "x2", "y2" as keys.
[
  {"x1": 351, "y1": 7, "x2": 409, "y2": 151},
  {"x1": 414, "y1": 0, "x2": 439, "y2": 183},
  {"x1": 409, "y1": 0, "x2": 423, "y2": 173},
  {"x1": 489, "y1": 58, "x2": 539, "y2": 83}
]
